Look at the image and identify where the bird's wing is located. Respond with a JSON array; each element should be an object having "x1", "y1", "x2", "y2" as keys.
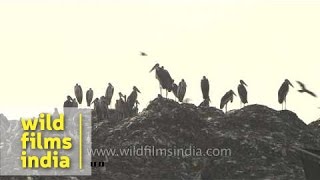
[
  {"x1": 296, "y1": 81, "x2": 305, "y2": 89},
  {"x1": 306, "y1": 90, "x2": 317, "y2": 97}
]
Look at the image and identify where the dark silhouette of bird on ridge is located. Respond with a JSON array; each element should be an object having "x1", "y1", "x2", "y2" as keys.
[
  {"x1": 278, "y1": 79, "x2": 294, "y2": 110},
  {"x1": 220, "y1": 90, "x2": 237, "y2": 112},
  {"x1": 296, "y1": 81, "x2": 317, "y2": 97},
  {"x1": 201, "y1": 76, "x2": 210, "y2": 101},
  {"x1": 86, "y1": 88, "x2": 93, "y2": 107},
  {"x1": 150, "y1": 64, "x2": 174, "y2": 98},
  {"x1": 127, "y1": 86, "x2": 141, "y2": 114},
  {"x1": 105, "y1": 83, "x2": 114, "y2": 105},
  {"x1": 238, "y1": 80, "x2": 248, "y2": 108},
  {"x1": 74, "y1": 83, "x2": 83, "y2": 104},
  {"x1": 177, "y1": 79, "x2": 187, "y2": 102}
]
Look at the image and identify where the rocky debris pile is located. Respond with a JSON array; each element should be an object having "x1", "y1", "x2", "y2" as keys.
[
  {"x1": 1, "y1": 98, "x2": 320, "y2": 180},
  {"x1": 85, "y1": 98, "x2": 319, "y2": 180},
  {"x1": 0, "y1": 114, "x2": 10, "y2": 138}
]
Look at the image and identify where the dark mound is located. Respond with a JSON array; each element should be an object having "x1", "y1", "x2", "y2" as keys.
[
  {"x1": 2, "y1": 98, "x2": 319, "y2": 180},
  {"x1": 87, "y1": 98, "x2": 320, "y2": 180}
]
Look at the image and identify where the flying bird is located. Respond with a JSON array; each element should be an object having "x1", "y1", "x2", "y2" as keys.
[
  {"x1": 220, "y1": 90, "x2": 237, "y2": 112},
  {"x1": 278, "y1": 79, "x2": 294, "y2": 110},
  {"x1": 105, "y1": 83, "x2": 114, "y2": 105},
  {"x1": 238, "y1": 80, "x2": 248, "y2": 108},
  {"x1": 140, "y1": 52, "x2": 147, "y2": 56},
  {"x1": 177, "y1": 79, "x2": 187, "y2": 102},
  {"x1": 201, "y1": 76, "x2": 210, "y2": 101},
  {"x1": 86, "y1": 88, "x2": 93, "y2": 107},
  {"x1": 74, "y1": 83, "x2": 83, "y2": 104},
  {"x1": 296, "y1": 81, "x2": 317, "y2": 97}
]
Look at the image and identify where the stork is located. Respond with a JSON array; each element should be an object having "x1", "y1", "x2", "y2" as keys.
[
  {"x1": 74, "y1": 83, "x2": 83, "y2": 104},
  {"x1": 177, "y1": 79, "x2": 187, "y2": 102},
  {"x1": 220, "y1": 90, "x2": 237, "y2": 112},
  {"x1": 238, "y1": 80, "x2": 248, "y2": 108},
  {"x1": 115, "y1": 92, "x2": 127, "y2": 119},
  {"x1": 278, "y1": 79, "x2": 294, "y2": 110},
  {"x1": 172, "y1": 83, "x2": 179, "y2": 101},
  {"x1": 150, "y1": 63, "x2": 174, "y2": 98},
  {"x1": 127, "y1": 86, "x2": 141, "y2": 114},
  {"x1": 201, "y1": 76, "x2": 210, "y2": 101},
  {"x1": 296, "y1": 81, "x2": 317, "y2": 97},
  {"x1": 105, "y1": 83, "x2": 114, "y2": 106},
  {"x1": 86, "y1": 88, "x2": 93, "y2": 107}
]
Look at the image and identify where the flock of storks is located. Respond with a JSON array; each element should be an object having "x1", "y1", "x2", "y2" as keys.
[
  {"x1": 148, "y1": 62, "x2": 317, "y2": 112},
  {"x1": 63, "y1": 52, "x2": 318, "y2": 120},
  {"x1": 63, "y1": 83, "x2": 141, "y2": 119}
]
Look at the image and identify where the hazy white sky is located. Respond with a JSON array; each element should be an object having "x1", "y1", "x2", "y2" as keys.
[{"x1": 0, "y1": 0, "x2": 320, "y2": 123}]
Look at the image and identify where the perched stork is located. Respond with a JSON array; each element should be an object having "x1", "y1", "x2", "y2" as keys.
[
  {"x1": 177, "y1": 79, "x2": 187, "y2": 102},
  {"x1": 278, "y1": 79, "x2": 294, "y2": 110},
  {"x1": 220, "y1": 90, "x2": 237, "y2": 112},
  {"x1": 201, "y1": 76, "x2": 210, "y2": 101},
  {"x1": 105, "y1": 83, "x2": 114, "y2": 106},
  {"x1": 74, "y1": 83, "x2": 83, "y2": 104},
  {"x1": 86, "y1": 88, "x2": 93, "y2": 107},
  {"x1": 172, "y1": 83, "x2": 179, "y2": 101},
  {"x1": 150, "y1": 64, "x2": 174, "y2": 98},
  {"x1": 127, "y1": 86, "x2": 141, "y2": 113},
  {"x1": 296, "y1": 81, "x2": 317, "y2": 97},
  {"x1": 238, "y1": 80, "x2": 248, "y2": 108},
  {"x1": 115, "y1": 92, "x2": 127, "y2": 119}
]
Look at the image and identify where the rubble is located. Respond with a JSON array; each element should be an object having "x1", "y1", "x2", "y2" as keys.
[{"x1": 1, "y1": 98, "x2": 320, "y2": 179}]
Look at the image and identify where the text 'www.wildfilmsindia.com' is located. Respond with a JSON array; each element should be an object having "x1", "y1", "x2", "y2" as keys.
[{"x1": 88, "y1": 146, "x2": 232, "y2": 157}]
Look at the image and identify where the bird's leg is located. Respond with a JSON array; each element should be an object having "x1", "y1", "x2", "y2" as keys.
[
  {"x1": 285, "y1": 99, "x2": 287, "y2": 110},
  {"x1": 225, "y1": 104, "x2": 228, "y2": 113},
  {"x1": 166, "y1": 90, "x2": 168, "y2": 99}
]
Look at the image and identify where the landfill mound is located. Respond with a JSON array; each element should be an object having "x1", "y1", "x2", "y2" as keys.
[
  {"x1": 1, "y1": 98, "x2": 320, "y2": 180},
  {"x1": 87, "y1": 98, "x2": 319, "y2": 180}
]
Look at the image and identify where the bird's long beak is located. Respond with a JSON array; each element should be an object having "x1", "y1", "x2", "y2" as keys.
[
  {"x1": 137, "y1": 88, "x2": 141, "y2": 93},
  {"x1": 233, "y1": 92, "x2": 237, "y2": 96},
  {"x1": 149, "y1": 64, "x2": 157, "y2": 73},
  {"x1": 289, "y1": 81, "x2": 294, "y2": 88},
  {"x1": 243, "y1": 81, "x2": 248, "y2": 86}
]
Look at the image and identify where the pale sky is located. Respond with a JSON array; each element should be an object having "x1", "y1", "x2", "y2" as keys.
[{"x1": 0, "y1": 0, "x2": 320, "y2": 123}]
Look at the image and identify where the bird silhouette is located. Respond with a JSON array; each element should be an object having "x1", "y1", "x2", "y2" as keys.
[
  {"x1": 177, "y1": 79, "x2": 187, "y2": 102},
  {"x1": 105, "y1": 83, "x2": 114, "y2": 105},
  {"x1": 150, "y1": 64, "x2": 174, "y2": 98},
  {"x1": 140, "y1": 52, "x2": 147, "y2": 56},
  {"x1": 278, "y1": 79, "x2": 294, "y2": 110},
  {"x1": 201, "y1": 76, "x2": 210, "y2": 101},
  {"x1": 86, "y1": 88, "x2": 94, "y2": 107},
  {"x1": 127, "y1": 86, "x2": 141, "y2": 113},
  {"x1": 238, "y1": 80, "x2": 248, "y2": 108},
  {"x1": 220, "y1": 90, "x2": 237, "y2": 112},
  {"x1": 296, "y1": 81, "x2": 317, "y2": 97},
  {"x1": 74, "y1": 83, "x2": 83, "y2": 104}
]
